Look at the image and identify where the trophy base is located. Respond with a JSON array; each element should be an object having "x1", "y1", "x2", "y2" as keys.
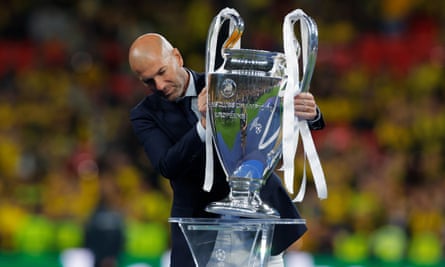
[
  {"x1": 206, "y1": 196, "x2": 279, "y2": 219},
  {"x1": 206, "y1": 177, "x2": 280, "y2": 218}
]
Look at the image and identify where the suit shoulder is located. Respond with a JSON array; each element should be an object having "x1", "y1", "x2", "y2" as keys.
[{"x1": 130, "y1": 95, "x2": 155, "y2": 118}]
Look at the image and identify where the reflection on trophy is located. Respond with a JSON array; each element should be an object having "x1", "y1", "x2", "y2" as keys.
[
  {"x1": 203, "y1": 7, "x2": 321, "y2": 219},
  {"x1": 205, "y1": 48, "x2": 286, "y2": 218}
]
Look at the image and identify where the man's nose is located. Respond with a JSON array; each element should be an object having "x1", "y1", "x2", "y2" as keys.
[{"x1": 154, "y1": 77, "x2": 166, "y2": 91}]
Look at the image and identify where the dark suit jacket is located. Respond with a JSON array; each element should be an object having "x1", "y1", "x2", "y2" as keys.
[{"x1": 130, "y1": 70, "x2": 325, "y2": 266}]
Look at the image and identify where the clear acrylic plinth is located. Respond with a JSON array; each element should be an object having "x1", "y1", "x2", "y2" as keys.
[{"x1": 169, "y1": 217, "x2": 306, "y2": 267}]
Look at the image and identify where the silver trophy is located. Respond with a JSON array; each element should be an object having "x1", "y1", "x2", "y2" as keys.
[{"x1": 204, "y1": 8, "x2": 319, "y2": 219}]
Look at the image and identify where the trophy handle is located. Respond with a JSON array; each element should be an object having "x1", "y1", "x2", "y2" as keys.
[
  {"x1": 203, "y1": 8, "x2": 245, "y2": 192},
  {"x1": 281, "y1": 9, "x2": 327, "y2": 201},
  {"x1": 299, "y1": 12, "x2": 318, "y2": 92},
  {"x1": 283, "y1": 9, "x2": 318, "y2": 93},
  {"x1": 205, "y1": 7, "x2": 244, "y2": 74}
]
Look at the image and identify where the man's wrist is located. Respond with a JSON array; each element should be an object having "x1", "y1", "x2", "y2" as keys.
[{"x1": 196, "y1": 120, "x2": 206, "y2": 142}]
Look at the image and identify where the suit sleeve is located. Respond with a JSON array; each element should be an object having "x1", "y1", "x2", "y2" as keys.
[
  {"x1": 307, "y1": 107, "x2": 325, "y2": 130},
  {"x1": 130, "y1": 106, "x2": 204, "y2": 181}
]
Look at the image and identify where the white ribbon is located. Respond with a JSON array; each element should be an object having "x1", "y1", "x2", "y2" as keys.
[
  {"x1": 281, "y1": 9, "x2": 327, "y2": 201},
  {"x1": 203, "y1": 8, "x2": 242, "y2": 192}
]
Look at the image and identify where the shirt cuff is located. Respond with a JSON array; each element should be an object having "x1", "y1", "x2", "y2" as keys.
[
  {"x1": 308, "y1": 106, "x2": 321, "y2": 123},
  {"x1": 196, "y1": 121, "x2": 206, "y2": 142}
]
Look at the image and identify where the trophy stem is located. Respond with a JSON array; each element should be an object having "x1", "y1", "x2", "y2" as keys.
[{"x1": 206, "y1": 177, "x2": 279, "y2": 218}]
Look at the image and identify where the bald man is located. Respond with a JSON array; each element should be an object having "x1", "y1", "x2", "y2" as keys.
[{"x1": 128, "y1": 33, "x2": 325, "y2": 266}]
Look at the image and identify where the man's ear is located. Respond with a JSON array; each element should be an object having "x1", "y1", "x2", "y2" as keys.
[{"x1": 172, "y1": 48, "x2": 184, "y2": 66}]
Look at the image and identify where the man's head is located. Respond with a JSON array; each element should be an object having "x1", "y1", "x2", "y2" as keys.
[{"x1": 129, "y1": 33, "x2": 189, "y2": 101}]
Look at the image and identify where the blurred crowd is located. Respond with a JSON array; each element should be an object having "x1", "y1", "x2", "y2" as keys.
[{"x1": 0, "y1": 0, "x2": 444, "y2": 266}]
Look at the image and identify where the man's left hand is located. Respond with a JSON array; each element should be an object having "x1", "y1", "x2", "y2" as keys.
[{"x1": 294, "y1": 92, "x2": 318, "y2": 120}]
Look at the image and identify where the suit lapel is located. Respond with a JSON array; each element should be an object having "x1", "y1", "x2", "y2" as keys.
[
  {"x1": 146, "y1": 95, "x2": 192, "y2": 142},
  {"x1": 144, "y1": 71, "x2": 205, "y2": 141},
  {"x1": 178, "y1": 97, "x2": 197, "y2": 125}
]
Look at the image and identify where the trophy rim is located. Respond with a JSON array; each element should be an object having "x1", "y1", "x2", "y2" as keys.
[{"x1": 222, "y1": 47, "x2": 285, "y2": 58}]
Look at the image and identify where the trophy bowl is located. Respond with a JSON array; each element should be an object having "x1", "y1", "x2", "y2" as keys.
[{"x1": 205, "y1": 48, "x2": 286, "y2": 218}]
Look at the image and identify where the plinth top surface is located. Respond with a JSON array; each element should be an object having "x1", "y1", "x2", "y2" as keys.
[{"x1": 168, "y1": 217, "x2": 306, "y2": 225}]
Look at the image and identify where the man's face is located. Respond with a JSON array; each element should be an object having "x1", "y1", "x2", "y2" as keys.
[{"x1": 138, "y1": 48, "x2": 187, "y2": 101}]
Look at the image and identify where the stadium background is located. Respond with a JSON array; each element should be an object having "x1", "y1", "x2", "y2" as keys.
[{"x1": 0, "y1": 0, "x2": 444, "y2": 266}]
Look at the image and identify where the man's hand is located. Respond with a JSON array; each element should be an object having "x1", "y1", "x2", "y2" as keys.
[{"x1": 294, "y1": 92, "x2": 318, "y2": 120}]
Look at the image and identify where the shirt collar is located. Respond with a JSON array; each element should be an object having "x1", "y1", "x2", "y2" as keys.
[
  {"x1": 184, "y1": 70, "x2": 197, "y2": 97},
  {"x1": 176, "y1": 70, "x2": 196, "y2": 102}
]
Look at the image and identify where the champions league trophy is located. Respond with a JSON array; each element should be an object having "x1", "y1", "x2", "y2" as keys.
[
  {"x1": 204, "y1": 48, "x2": 286, "y2": 218},
  {"x1": 203, "y1": 7, "x2": 324, "y2": 219},
  {"x1": 169, "y1": 7, "x2": 327, "y2": 267}
]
